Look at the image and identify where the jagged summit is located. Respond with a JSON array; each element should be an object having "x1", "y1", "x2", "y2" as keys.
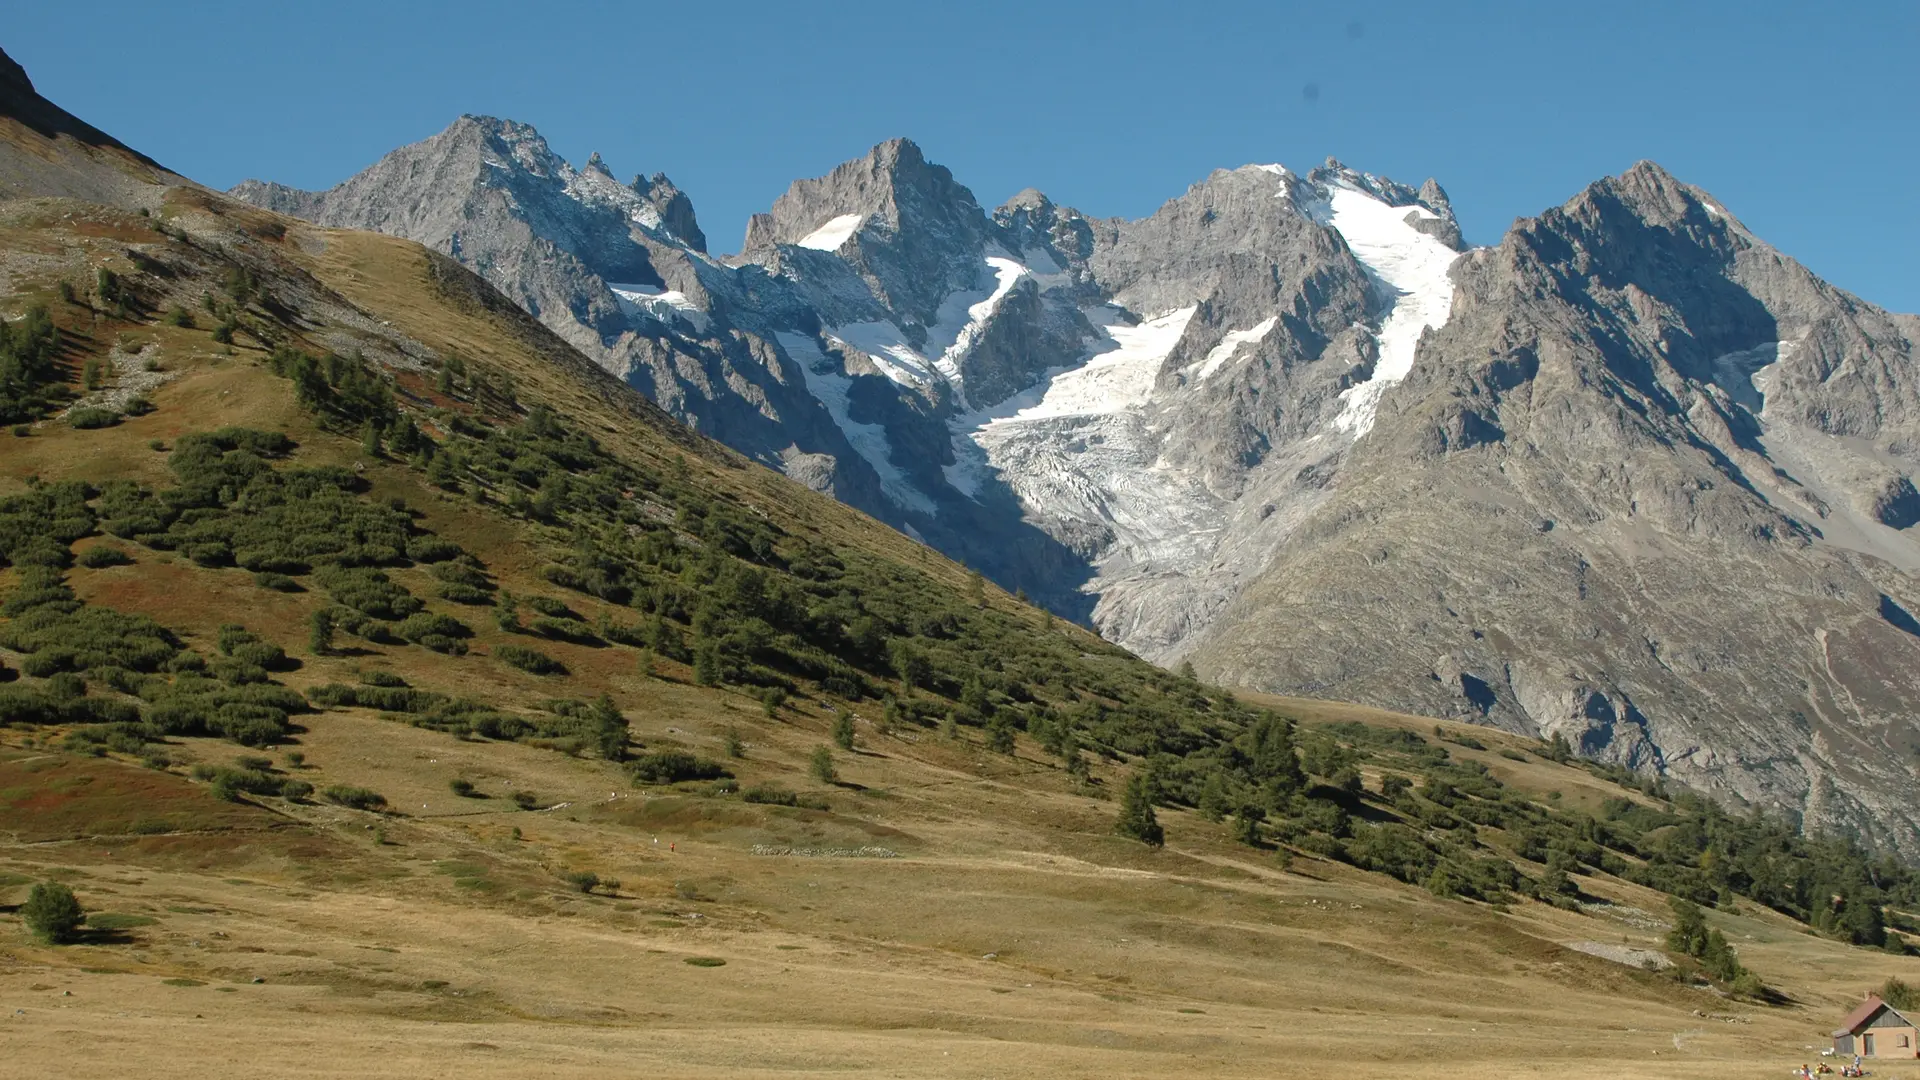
[{"x1": 229, "y1": 125, "x2": 1920, "y2": 856}]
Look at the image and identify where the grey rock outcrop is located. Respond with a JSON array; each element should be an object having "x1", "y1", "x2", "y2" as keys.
[{"x1": 234, "y1": 130, "x2": 1920, "y2": 855}]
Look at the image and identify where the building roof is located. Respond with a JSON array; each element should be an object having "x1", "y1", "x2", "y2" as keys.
[{"x1": 1834, "y1": 996, "x2": 1916, "y2": 1037}]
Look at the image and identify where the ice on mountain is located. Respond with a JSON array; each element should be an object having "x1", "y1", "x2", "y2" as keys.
[
  {"x1": 1009, "y1": 306, "x2": 1196, "y2": 420},
  {"x1": 826, "y1": 322, "x2": 941, "y2": 386},
  {"x1": 796, "y1": 213, "x2": 866, "y2": 251},
  {"x1": 1308, "y1": 180, "x2": 1460, "y2": 437},
  {"x1": 774, "y1": 332, "x2": 934, "y2": 514},
  {"x1": 1188, "y1": 317, "x2": 1278, "y2": 382},
  {"x1": 608, "y1": 283, "x2": 711, "y2": 333},
  {"x1": 819, "y1": 253, "x2": 1034, "y2": 405}
]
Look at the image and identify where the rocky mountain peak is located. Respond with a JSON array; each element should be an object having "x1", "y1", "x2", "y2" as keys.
[
  {"x1": 0, "y1": 46, "x2": 32, "y2": 98},
  {"x1": 737, "y1": 137, "x2": 996, "y2": 327},
  {"x1": 632, "y1": 171, "x2": 706, "y2": 253}
]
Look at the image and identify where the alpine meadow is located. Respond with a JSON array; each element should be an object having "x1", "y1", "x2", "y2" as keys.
[{"x1": 4, "y1": 21, "x2": 1920, "y2": 1080}]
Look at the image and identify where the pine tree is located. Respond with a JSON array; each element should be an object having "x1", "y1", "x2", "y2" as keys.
[
  {"x1": 1197, "y1": 774, "x2": 1230, "y2": 822},
  {"x1": 967, "y1": 570, "x2": 986, "y2": 608},
  {"x1": 693, "y1": 641, "x2": 723, "y2": 686},
  {"x1": 986, "y1": 715, "x2": 1016, "y2": 755},
  {"x1": 360, "y1": 420, "x2": 382, "y2": 458},
  {"x1": 1666, "y1": 897, "x2": 1710, "y2": 958},
  {"x1": 809, "y1": 745, "x2": 838, "y2": 784},
  {"x1": 1116, "y1": 771, "x2": 1164, "y2": 847},
  {"x1": 592, "y1": 694, "x2": 627, "y2": 762},
  {"x1": 831, "y1": 709, "x2": 855, "y2": 750},
  {"x1": 1235, "y1": 804, "x2": 1265, "y2": 847},
  {"x1": 22, "y1": 880, "x2": 84, "y2": 944},
  {"x1": 308, "y1": 608, "x2": 335, "y2": 655}
]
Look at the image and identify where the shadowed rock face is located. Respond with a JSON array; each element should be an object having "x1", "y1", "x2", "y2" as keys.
[{"x1": 234, "y1": 134, "x2": 1920, "y2": 855}]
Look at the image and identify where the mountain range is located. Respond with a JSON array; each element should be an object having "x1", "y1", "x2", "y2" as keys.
[{"x1": 232, "y1": 118, "x2": 1920, "y2": 855}]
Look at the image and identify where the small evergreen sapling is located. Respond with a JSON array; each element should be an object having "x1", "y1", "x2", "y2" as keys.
[{"x1": 1116, "y1": 771, "x2": 1164, "y2": 847}]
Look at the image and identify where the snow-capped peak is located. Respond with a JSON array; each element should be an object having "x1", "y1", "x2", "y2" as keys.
[{"x1": 1306, "y1": 177, "x2": 1463, "y2": 437}]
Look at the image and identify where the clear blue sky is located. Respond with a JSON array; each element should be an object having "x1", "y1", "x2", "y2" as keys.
[{"x1": 9, "y1": 1, "x2": 1917, "y2": 311}]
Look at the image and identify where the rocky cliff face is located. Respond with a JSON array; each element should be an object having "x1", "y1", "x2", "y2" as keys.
[
  {"x1": 234, "y1": 131, "x2": 1920, "y2": 854},
  {"x1": 1191, "y1": 163, "x2": 1920, "y2": 852}
]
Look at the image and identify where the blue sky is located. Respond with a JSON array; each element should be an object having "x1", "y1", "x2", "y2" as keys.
[{"x1": 9, "y1": 1, "x2": 1917, "y2": 310}]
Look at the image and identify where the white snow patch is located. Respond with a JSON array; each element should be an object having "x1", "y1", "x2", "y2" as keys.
[
  {"x1": 774, "y1": 332, "x2": 933, "y2": 514},
  {"x1": 1004, "y1": 306, "x2": 1197, "y2": 421},
  {"x1": 821, "y1": 253, "x2": 1035, "y2": 404},
  {"x1": 939, "y1": 305, "x2": 1196, "y2": 501},
  {"x1": 1308, "y1": 180, "x2": 1461, "y2": 436},
  {"x1": 826, "y1": 322, "x2": 941, "y2": 386},
  {"x1": 1187, "y1": 317, "x2": 1277, "y2": 382},
  {"x1": 608, "y1": 283, "x2": 710, "y2": 333},
  {"x1": 1254, "y1": 163, "x2": 1290, "y2": 177},
  {"x1": 796, "y1": 214, "x2": 865, "y2": 251}
]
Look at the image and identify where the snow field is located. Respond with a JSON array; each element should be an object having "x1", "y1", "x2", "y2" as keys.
[
  {"x1": 796, "y1": 214, "x2": 865, "y2": 251},
  {"x1": 1309, "y1": 181, "x2": 1461, "y2": 436}
]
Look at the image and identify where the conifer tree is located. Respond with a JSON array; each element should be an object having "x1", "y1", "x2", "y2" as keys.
[
  {"x1": 1116, "y1": 771, "x2": 1164, "y2": 847},
  {"x1": 592, "y1": 693, "x2": 628, "y2": 761}
]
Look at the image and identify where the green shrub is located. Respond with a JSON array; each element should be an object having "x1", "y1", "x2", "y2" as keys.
[
  {"x1": 530, "y1": 615, "x2": 596, "y2": 643},
  {"x1": 742, "y1": 784, "x2": 798, "y2": 807},
  {"x1": 436, "y1": 583, "x2": 491, "y2": 604},
  {"x1": 395, "y1": 611, "x2": 470, "y2": 647},
  {"x1": 252, "y1": 571, "x2": 301, "y2": 592},
  {"x1": 558, "y1": 869, "x2": 600, "y2": 893},
  {"x1": 76, "y1": 545, "x2": 134, "y2": 568},
  {"x1": 21, "y1": 881, "x2": 85, "y2": 943},
  {"x1": 524, "y1": 595, "x2": 577, "y2": 619},
  {"x1": 322, "y1": 785, "x2": 387, "y2": 811},
  {"x1": 448, "y1": 778, "x2": 479, "y2": 798},
  {"x1": 68, "y1": 407, "x2": 120, "y2": 430},
  {"x1": 495, "y1": 644, "x2": 565, "y2": 675},
  {"x1": 630, "y1": 750, "x2": 731, "y2": 785}
]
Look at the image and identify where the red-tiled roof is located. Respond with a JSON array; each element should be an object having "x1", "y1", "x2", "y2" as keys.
[{"x1": 1834, "y1": 996, "x2": 1914, "y2": 1037}]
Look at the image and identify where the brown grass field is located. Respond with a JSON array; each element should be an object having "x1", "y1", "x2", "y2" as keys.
[{"x1": 2, "y1": 197, "x2": 1917, "y2": 1079}]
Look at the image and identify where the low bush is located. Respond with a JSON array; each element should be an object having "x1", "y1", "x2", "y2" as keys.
[
  {"x1": 322, "y1": 785, "x2": 387, "y2": 811},
  {"x1": 76, "y1": 545, "x2": 134, "y2": 568},
  {"x1": 742, "y1": 784, "x2": 797, "y2": 806},
  {"x1": 68, "y1": 407, "x2": 120, "y2": 430},
  {"x1": 630, "y1": 750, "x2": 731, "y2": 785},
  {"x1": 495, "y1": 644, "x2": 565, "y2": 675}
]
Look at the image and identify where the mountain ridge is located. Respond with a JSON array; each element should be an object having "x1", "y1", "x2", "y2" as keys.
[{"x1": 227, "y1": 112, "x2": 1920, "y2": 854}]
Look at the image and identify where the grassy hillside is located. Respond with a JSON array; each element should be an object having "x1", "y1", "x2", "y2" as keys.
[{"x1": 2, "y1": 169, "x2": 1919, "y2": 1077}]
